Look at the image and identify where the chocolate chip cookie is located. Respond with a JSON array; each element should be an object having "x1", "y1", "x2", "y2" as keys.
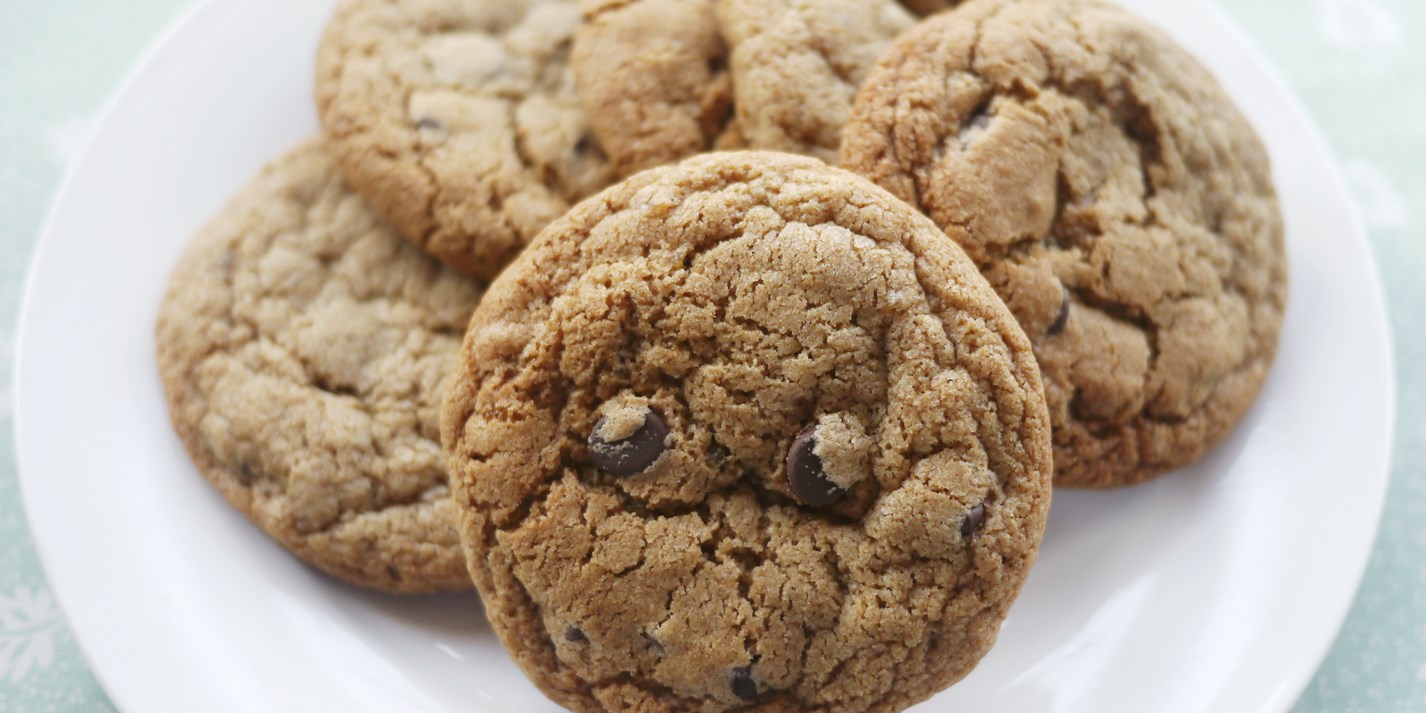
[
  {"x1": 572, "y1": 0, "x2": 741, "y2": 176},
  {"x1": 442, "y1": 152, "x2": 1053, "y2": 711},
  {"x1": 716, "y1": 0, "x2": 914, "y2": 164},
  {"x1": 156, "y1": 139, "x2": 483, "y2": 593},
  {"x1": 316, "y1": 0, "x2": 615, "y2": 279},
  {"x1": 841, "y1": 0, "x2": 1288, "y2": 487}
]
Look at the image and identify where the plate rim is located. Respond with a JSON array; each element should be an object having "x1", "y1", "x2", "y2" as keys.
[
  {"x1": 10, "y1": 0, "x2": 218, "y2": 708},
  {"x1": 1185, "y1": 2, "x2": 1396, "y2": 710},
  {"x1": 10, "y1": 0, "x2": 1396, "y2": 711}
]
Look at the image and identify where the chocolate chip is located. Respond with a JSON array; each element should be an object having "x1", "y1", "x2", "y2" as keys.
[
  {"x1": 960, "y1": 503, "x2": 987, "y2": 537},
  {"x1": 730, "y1": 667, "x2": 757, "y2": 700},
  {"x1": 1048, "y1": 287, "x2": 1071, "y2": 336},
  {"x1": 786, "y1": 425, "x2": 844, "y2": 506},
  {"x1": 707, "y1": 440, "x2": 732, "y2": 467},
  {"x1": 415, "y1": 116, "x2": 443, "y2": 130},
  {"x1": 564, "y1": 627, "x2": 586, "y2": 643},
  {"x1": 589, "y1": 407, "x2": 669, "y2": 476}
]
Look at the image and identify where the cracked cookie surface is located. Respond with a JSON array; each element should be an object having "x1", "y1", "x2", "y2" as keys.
[
  {"x1": 156, "y1": 139, "x2": 484, "y2": 593},
  {"x1": 572, "y1": 0, "x2": 742, "y2": 177},
  {"x1": 442, "y1": 152, "x2": 1052, "y2": 712},
  {"x1": 840, "y1": 0, "x2": 1287, "y2": 487},
  {"x1": 316, "y1": 0, "x2": 615, "y2": 279},
  {"x1": 716, "y1": 0, "x2": 914, "y2": 164}
]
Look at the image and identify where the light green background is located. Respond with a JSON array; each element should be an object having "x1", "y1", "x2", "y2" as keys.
[{"x1": 1, "y1": 0, "x2": 1422, "y2": 710}]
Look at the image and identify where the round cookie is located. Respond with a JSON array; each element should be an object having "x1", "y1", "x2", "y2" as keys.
[
  {"x1": 156, "y1": 139, "x2": 483, "y2": 593},
  {"x1": 716, "y1": 0, "x2": 915, "y2": 164},
  {"x1": 840, "y1": 0, "x2": 1288, "y2": 487},
  {"x1": 316, "y1": 0, "x2": 615, "y2": 279},
  {"x1": 442, "y1": 152, "x2": 1053, "y2": 712},
  {"x1": 572, "y1": 0, "x2": 741, "y2": 177}
]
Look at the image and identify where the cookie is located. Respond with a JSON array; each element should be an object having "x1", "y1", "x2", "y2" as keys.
[
  {"x1": 840, "y1": 0, "x2": 1288, "y2": 487},
  {"x1": 572, "y1": 0, "x2": 741, "y2": 177},
  {"x1": 442, "y1": 152, "x2": 1053, "y2": 712},
  {"x1": 316, "y1": 0, "x2": 615, "y2": 279},
  {"x1": 156, "y1": 139, "x2": 483, "y2": 593},
  {"x1": 716, "y1": 0, "x2": 914, "y2": 163}
]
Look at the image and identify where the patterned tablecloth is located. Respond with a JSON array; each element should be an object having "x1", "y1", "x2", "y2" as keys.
[{"x1": 1, "y1": 1, "x2": 1422, "y2": 711}]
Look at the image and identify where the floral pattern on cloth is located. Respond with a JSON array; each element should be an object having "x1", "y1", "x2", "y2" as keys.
[{"x1": 0, "y1": 586, "x2": 58, "y2": 684}]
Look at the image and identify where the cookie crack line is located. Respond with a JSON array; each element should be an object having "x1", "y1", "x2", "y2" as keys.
[
  {"x1": 310, "y1": 483, "x2": 453, "y2": 536},
  {"x1": 854, "y1": 0, "x2": 1282, "y2": 485},
  {"x1": 448, "y1": 153, "x2": 1051, "y2": 712},
  {"x1": 209, "y1": 230, "x2": 469, "y2": 527},
  {"x1": 196, "y1": 231, "x2": 456, "y2": 524},
  {"x1": 502, "y1": 562, "x2": 712, "y2": 712},
  {"x1": 319, "y1": 0, "x2": 616, "y2": 279},
  {"x1": 476, "y1": 210, "x2": 1033, "y2": 533},
  {"x1": 159, "y1": 140, "x2": 482, "y2": 592},
  {"x1": 907, "y1": 1, "x2": 1006, "y2": 212},
  {"x1": 797, "y1": 5, "x2": 861, "y2": 93}
]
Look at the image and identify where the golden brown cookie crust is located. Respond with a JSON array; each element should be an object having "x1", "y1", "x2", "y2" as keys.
[
  {"x1": 443, "y1": 152, "x2": 1053, "y2": 712},
  {"x1": 156, "y1": 139, "x2": 483, "y2": 593},
  {"x1": 572, "y1": 0, "x2": 741, "y2": 177},
  {"x1": 316, "y1": 0, "x2": 615, "y2": 279},
  {"x1": 840, "y1": 0, "x2": 1287, "y2": 487},
  {"x1": 716, "y1": 0, "x2": 914, "y2": 164}
]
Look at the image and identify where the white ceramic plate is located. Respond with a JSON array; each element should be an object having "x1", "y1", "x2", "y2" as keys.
[{"x1": 13, "y1": 0, "x2": 1393, "y2": 711}]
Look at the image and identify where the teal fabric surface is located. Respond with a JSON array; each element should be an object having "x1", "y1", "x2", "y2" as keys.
[{"x1": 1, "y1": 1, "x2": 1421, "y2": 710}]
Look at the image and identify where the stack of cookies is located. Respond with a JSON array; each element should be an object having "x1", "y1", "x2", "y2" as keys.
[{"x1": 156, "y1": 0, "x2": 1286, "y2": 710}]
